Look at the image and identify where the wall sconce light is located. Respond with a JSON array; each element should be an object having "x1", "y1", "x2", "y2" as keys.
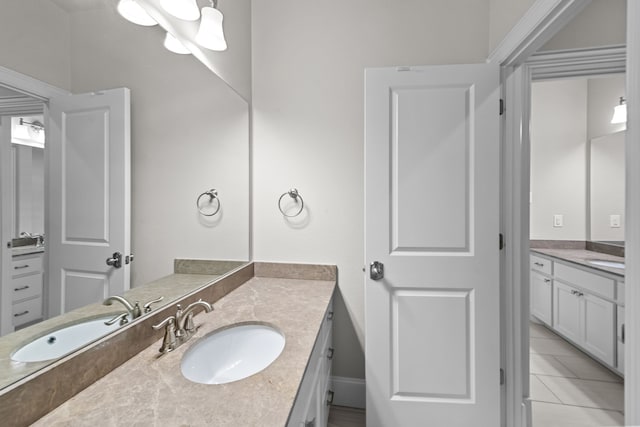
[
  {"x1": 117, "y1": 0, "x2": 158, "y2": 26},
  {"x1": 610, "y1": 96, "x2": 627, "y2": 124},
  {"x1": 163, "y1": 32, "x2": 191, "y2": 54},
  {"x1": 195, "y1": 0, "x2": 227, "y2": 51},
  {"x1": 160, "y1": 0, "x2": 200, "y2": 21}
]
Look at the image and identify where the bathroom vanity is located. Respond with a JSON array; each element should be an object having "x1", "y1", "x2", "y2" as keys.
[
  {"x1": 2, "y1": 262, "x2": 336, "y2": 427},
  {"x1": 530, "y1": 248, "x2": 624, "y2": 375}
]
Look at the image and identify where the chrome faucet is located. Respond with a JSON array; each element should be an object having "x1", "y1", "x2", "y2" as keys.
[
  {"x1": 103, "y1": 295, "x2": 165, "y2": 326},
  {"x1": 103, "y1": 295, "x2": 141, "y2": 319},
  {"x1": 152, "y1": 299, "x2": 213, "y2": 354}
]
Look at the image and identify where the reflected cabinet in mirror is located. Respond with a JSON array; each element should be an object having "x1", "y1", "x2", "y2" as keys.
[
  {"x1": 529, "y1": 73, "x2": 626, "y2": 246},
  {"x1": 0, "y1": 0, "x2": 249, "y2": 391}
]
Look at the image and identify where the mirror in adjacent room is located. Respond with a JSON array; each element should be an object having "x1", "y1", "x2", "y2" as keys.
[
  {"x1": 529, "y1": 73, "x2": 626, "y2": 246},
  {"x1": 0, "y1": 0, "x2": 249, "y2": 390}
]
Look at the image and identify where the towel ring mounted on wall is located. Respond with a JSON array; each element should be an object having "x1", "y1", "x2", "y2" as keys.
[
  {"x1": 278, "y1": 188, "x2": 304, "y2": 217},
  {"x1": 197, "y1": 189, "x2": 221, "y2": 216}
]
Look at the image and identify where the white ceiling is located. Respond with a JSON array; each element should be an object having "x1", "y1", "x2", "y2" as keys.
[{"x1": 49, "y1": 0, "x2": 109, "y2": 13}]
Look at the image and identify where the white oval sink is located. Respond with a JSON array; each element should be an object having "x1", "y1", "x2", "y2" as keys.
[
  {"x1": 11, "y1": 315, "x2": 126, "y2": 363},
  {"x1": 587, "y1": 260, "x2": 625, "y2": 269},
  {"x1": 181, "y1": 323, "x2": 285, "y2": 385}
]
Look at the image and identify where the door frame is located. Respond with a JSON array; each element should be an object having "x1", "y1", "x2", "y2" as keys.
[
  {"x1": 491, "y1": 1, "x2": 640, "y2": 426},
  {"x1": 0, "y1": 66, "x2": 69, "y2": 332}
]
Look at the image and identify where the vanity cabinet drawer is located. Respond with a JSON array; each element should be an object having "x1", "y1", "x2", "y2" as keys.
[
  {"x1": 531, "y1": 255, "x2": 552, "y2": 275},
  {"x1": 12, "y1": 273, "x2": 43, "y2": 302},
  {"x1": 11, "y1": 255, "x2": 43, "y2": 277},
  {"x1": 12, "y1": 297, "x2": 43, "y2": 327},
  {"x1": 554, "y1": 263, "x2": 615, "y2": 300}
]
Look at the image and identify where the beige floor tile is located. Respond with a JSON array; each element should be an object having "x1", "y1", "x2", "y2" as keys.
[
  {"x1": 328, "y1": 406, "x2": 366, "y2": 427},
  {"x1": 530, "y1": 337, "x2": 582, "y2": 357},
  {"x1": 537, "y1": 375, "x2": 624, "y2": 412},
  {"x1": 555, "y1": 354, "x2": 623, "y2": 383},
  {"x1": 530, "y1": 322, "x2": 562, "y2": 340},
  {"x1": 532, "y1": 401, "x2": 624, "y2": 427},
  {"x1": 530, "y1": 374, "x2": 562, "y2": 403},
  {"x1": 530, "y1": 354, "x2": 577, "y2": 378}
]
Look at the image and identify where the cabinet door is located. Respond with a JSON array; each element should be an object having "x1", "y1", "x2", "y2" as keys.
[
  {"x1": 617, "y1": 306, "x2": 625, "y2": 372},
  {"x1": 531, "y1": 271, "x2": 552, "y2": 325},
  {"x1": 553, "y1": 282, "x2": 581, "y2": 343},
  {"x1": 582, "y1": 293, "x2": 615, "y2": 366}
]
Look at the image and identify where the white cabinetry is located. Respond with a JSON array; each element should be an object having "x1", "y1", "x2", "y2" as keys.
[
  {"x1": 288, "y1": 300, "x2": 334, "y2": 427},
  {"x1": 10, "y1": 253, "x2": 44, "y2": 329},
  {"x1": 531, "y1": 253, "x2": 622, "y2": 373}
]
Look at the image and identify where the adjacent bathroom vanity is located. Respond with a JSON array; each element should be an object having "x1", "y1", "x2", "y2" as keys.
[
  {"x1": 530, "y1": 247, "x2": 624, "y2": 375},
  {"x1": 1, "y1": 262, "x2": 336, "y2": 427}
]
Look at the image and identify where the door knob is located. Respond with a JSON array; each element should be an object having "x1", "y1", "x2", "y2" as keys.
[
  {"x1": 370, "y1": 261, "x2": 384, "y2": 280},
  {"x1": 106, "y1": 252, "x2": 122, "y2": 268}
]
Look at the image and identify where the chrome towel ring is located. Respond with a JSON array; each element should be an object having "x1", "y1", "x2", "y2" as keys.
[
  {"x1": 278, "y1": 188, "x2": 304, "y2": 217},
  {"x1": 197, "y1": 189, "x2": 221, "y2": 216}
]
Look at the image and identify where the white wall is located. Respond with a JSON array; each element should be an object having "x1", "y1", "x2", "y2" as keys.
[
  {"x1": 68, "y1": 7, "x2": 250, "y2": 287},
  {"x1": 591, "y1": 131, "x2": 625, "y2": 242},
  {"x1": 530, "y1": 79, "x2": 588, "y2": 240},
  {"x1": 252, "y1": 0, "x2": 491, "y2": 379},
  {"x1": 0, "y1": 1, "x2": 71, "y2": 91},
  {"x1": 541, "y1": 0, "x2": 626, "y2": 51}
]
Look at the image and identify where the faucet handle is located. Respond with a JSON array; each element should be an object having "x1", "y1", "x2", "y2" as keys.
[
  {"x1": 143, "y1": 296, "x2": 164, "y2": 313},
  {"x1": 104, "y1": 312, "x2": 129, "y2": 326},
  {"x1": 152, "y1": 317, "x2": 177, "y2": 353}
]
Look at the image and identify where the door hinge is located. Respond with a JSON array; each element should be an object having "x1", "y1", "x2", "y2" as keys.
[
  {"x1": 499, "y1": 99, "x2": 505, "y2": 116},
  {"x1": 500, "y1": 368, "x2": 505, "y2": 385},
  {"x1": 499, "y1": 233, "x2": 505, "y2": 250}
]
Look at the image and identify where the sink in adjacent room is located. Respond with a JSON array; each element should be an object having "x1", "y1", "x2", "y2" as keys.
[
  {"x1": 180, "y1": 323, "x2": 285, "y2": 385},
  {"x1": 587, "y1": 260, "x2": 625, "y2": 269},
  {"x1": 11, "y1": 315, "x2": 127, "y2": 363}
]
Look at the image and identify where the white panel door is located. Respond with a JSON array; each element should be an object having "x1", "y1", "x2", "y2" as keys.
[
  {"x1": 365, "y1": 64, "x2": 500, "y2": 426},
  {"x1": 582, "y1": 292, "x2": 615, "y2": 366},
  {"x1": 47, "y1": 88, "x2": 130, "y2": 316}
]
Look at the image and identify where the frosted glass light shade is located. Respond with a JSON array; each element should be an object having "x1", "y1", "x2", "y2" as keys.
[
  {"x1": 117, "y1": 0, "x2": 157, "y2": 26},
  {"x1": 164, "y1": 32, "x2": 191, "y2": 54},
  {"x1": 610, "y1": 103, "x2": 627, "y2": 124},
  {"x1": 195, "y1": 7, "x2": 227, "y2": 51},
  {"x1": 160, "y1": 0, "x2": 200, "y2": 21}
]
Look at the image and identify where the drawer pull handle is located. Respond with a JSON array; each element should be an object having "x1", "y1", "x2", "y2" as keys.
[
  {"x1": 534, "y1": 262, "x2": 544, "y2": 267},
  {"x1": 543, "y1": 279, "x2": 551, "y2": 283},
  {"x1": 14, "y1": 310, "x2": 30, "y2": 317},
  {"x1": 326, "y1": 390, "x2": 334, "y2": 406},
  {"x1": 14, "y1": 264, "x2": 29, "y2": 270},
  {"x1": 327, "y1": 347, "x2": 335, "y2": 360},
  {"x1": 14, "y1": 285, "x2": 30, "y2": 291},
  {"x1": 327, "y1": 311, "x2": 334, "y2": 321}
]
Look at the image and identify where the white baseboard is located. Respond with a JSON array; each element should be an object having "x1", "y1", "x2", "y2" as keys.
[{"x1": 330, "y1": 376, "x2": 365, "y2": 409}]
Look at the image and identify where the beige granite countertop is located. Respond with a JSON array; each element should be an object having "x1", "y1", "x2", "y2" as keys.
[
  {"x1": 531, "y1": 248, "x2": 625, "y2": 277},
  {"x1": 32, "y1": 275, "x2": 336, "y2": 427},
  {"x1": 0, "y1": 273, "x2": 219, "y2": 391}
]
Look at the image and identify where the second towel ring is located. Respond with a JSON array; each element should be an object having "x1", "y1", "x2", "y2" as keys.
[
  {"x1": 197, "y1": 189, "x2": 221, "y2": 216},
  {"x1": 278, "y1": 188, "x2": 304, "y2": 217}
]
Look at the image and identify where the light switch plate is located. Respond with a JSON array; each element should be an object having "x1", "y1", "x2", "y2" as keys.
[{"x1": 553, "y1": 214, "x2": 563, "y2": 227}]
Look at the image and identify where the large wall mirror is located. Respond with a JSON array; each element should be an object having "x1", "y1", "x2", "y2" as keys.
[
  {"x1": 0, "y1": 0, "x2": 249, "y2": 391},
  {"x1": 529, "y1": 72, "x2": 626, "y2": 246}
]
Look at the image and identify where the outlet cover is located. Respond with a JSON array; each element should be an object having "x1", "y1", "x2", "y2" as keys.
[
  {"x1": 610, "y1": 214, "x2": 621, "y2": 228},
  {"x1": 553, "y1": 214, "x2": 564, "y2": 227}
]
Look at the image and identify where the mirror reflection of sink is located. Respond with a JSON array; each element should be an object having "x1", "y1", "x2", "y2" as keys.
[
  {"x1": 587, "y1": 260, "x2": 625, "y2": 269},
  {"x1": 181, "y1": 323, "x2": 285, "y2": 385},
  {"x1": 11, "y1": 315, "x2": 128, "y2": 363}
]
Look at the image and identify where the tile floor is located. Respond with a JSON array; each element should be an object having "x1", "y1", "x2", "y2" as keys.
[
  {"x1": 328, "y1": 405, "x2": 366, "y2": 427},
  {"x1": 530, "y1": 322, "x2": 624, "y2": 427}
]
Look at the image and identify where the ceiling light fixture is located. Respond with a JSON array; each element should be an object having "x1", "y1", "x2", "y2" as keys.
[
  {"x1": 160, "y1": 0, "x2": 200, "y2": 21},
  {"x1": 163, "y1": 32, "x2": 191, "y2": 54},
  {"x1": 610, "y1": 96, "x2": 627, "y2": 124},
  {"x1": 117, "y1": 0, "x2": 158, "y2": 26},
  {"x1": 195, "y1": 0, "x2": 227, "y2": 51}
]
